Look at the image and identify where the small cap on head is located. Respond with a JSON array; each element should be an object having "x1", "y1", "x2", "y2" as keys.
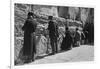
[
  {"x1": 28, "y1": 12, "x2": 33, "y2": 16},
  {"x1": 76, "y1": 27, "x2": 78, "y2": 31},
  {"x1": 66, "y1": 27, "x2": 68, "y2": 31},
  {"x1": 48, "y1": 16, "x2": 53, "y2": 20}
]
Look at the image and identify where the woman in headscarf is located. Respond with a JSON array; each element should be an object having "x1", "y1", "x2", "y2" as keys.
[{"x1": 61, "y1": 27, "x2": 72, "y2": 51}]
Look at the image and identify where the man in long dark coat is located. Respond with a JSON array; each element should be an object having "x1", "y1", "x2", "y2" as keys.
[
  {"x1": 22, "y1": 12, "x2": 37, "y2": 63},
  {"x1": 48, "y1": 16, "x2": 58, "y2": 54}
]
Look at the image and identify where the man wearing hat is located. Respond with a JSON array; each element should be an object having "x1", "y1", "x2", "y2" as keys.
[
  {"x1": 48, "y1": 16, "x2": 58, "y2": 54},
  {"x1": 22, "y1": 12, "x2": 37, "y2": 63}
]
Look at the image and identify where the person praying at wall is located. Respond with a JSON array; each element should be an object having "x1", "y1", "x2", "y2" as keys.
[{"x1": 22, "y1": 12, "x2": 37, "y2": 63}]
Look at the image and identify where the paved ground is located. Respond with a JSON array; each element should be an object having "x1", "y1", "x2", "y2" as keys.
[{"x1": 29, "y1": 45, "x2": 94, "y2": 64}]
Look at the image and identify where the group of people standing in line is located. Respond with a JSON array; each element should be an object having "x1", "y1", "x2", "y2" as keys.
[{"x1": 21, "y1": 12, "x2": 87, "y2": 63}]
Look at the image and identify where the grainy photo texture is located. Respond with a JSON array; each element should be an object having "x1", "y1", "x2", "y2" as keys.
[{"x1": 14, "y1": 3, "x2": 94, "y2": 66}]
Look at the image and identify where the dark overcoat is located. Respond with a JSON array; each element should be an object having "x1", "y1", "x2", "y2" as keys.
[{"x1": 22, "y1": 19, "x2": 36, "y2": 56}]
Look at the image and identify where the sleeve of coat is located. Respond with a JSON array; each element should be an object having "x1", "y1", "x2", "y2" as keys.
[{"x1": 22, "y1": 21, "x2": 27, "y2": 31}]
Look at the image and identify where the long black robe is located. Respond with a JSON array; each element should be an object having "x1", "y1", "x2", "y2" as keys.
[{"x1": 22, "y1": 19, "x2": 36, "y2": 57}]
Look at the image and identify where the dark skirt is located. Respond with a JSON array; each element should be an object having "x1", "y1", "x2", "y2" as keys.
[{"x1": 61, "y1": 36, "x2": 72, "y2": 51}]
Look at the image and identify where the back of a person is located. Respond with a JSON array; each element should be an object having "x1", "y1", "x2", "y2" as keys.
[
  {"x1": 75, "y1": 30, "x2": 81, "y2": 41},
  {"x1": 74, "y1": 30, "x2": 81, "y2": 47},
  {"x1": 25, "y1": 19, "x2": 36, "y2": 33},
  {"x1": 48, "y1": 21, "x2": 56, "y2": 37},
  {"x1": 61, "y1": 28, "x2": 72, "y2": 50}
]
